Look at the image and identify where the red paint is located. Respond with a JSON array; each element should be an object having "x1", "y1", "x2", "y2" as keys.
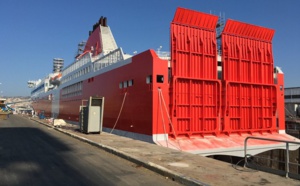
[
  {"x1": 156, "y1": 132, "x2": 297, "y2": 157},
  {"x1": 221, "y1": 19, "x2": 277, "y2": 135},
  {"x1": 84, "y1": 26, "x2": 102, "y2": 56},
  {"x1": 58, "y1": 50, "x2": 169, "y2": 136},
  {"x1": 32, "y1": 95, "x2": 52, "y2": 117},
  {"x1": 222, "y1": 82, "x2": 277, "y2": 134},
  {"x1": 222, "y1": 19, "x2": 275, "y2": 84},
  {"x1": 170, "y1": 8, "x2": 221, "y2": 138}
]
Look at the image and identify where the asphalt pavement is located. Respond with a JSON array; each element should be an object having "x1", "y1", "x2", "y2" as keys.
[
  {"x1": 0, "y1": 114, "x2": 181, "y2": 186},
  {"x1": 3, "y1": 114, "x2": 300, "y2": 185}
]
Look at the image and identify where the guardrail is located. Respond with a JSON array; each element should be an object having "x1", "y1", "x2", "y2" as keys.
[{"x1": 244, "y1": 136, "x2": 300, "y2": 178}]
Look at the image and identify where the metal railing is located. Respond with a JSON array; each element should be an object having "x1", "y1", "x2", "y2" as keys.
[
  {"x1": 244, "y1": 136, "x2": 300, "y2": 178},
  {"x1": 94, "y1": 48, "x2": 124, "y2": 71}
]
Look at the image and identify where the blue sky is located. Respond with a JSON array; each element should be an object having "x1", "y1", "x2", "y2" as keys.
[{"x1": 0, "y1": 0, "x2": 299, "y2": 96}]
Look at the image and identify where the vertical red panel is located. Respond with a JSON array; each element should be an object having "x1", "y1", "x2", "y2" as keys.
[
  {"x1": 171, "y1": 78, "x2": 220, "y2": 137},
  {"x1": 221, "y1": 20, "x2": 277, "y2": 134},
  {"x1": 222, "y1": 19, "x2": 275, "y2": 84},
  {"x1": 223, "y1": 82, "x2": 277, "y2": 134},
  {"x1": 171, "y1": 7, "x2": 218, "y2": 79},
  {"x1": 170, "y1": 8, "x2": 220, "y2": 137}
]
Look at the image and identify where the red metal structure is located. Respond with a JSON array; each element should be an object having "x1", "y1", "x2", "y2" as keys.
[
  {"x1": 169, "y1": 8, "x2": 280, "y2": 137},
  {"x1": 170, "y1": 8, "x2": 221, "y2": 137},
  {"x1": 221, "y1": 20, "x2": 277, "y2": 135},
  {"x1": 160, "y1": 7, "x2": 297, "y2": 156},
  {"x1": 222, "y1": 19, "x2": 275, "y2": 84}
]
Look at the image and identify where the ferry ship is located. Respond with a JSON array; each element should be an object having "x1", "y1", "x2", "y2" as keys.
[{"x1": 28, "y1": 7, "x2": 299, "y2": 157}]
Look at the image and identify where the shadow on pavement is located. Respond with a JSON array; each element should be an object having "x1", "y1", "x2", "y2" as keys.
[{"x1": 0, "y1": 123, "x2": 97, "y2": 185}]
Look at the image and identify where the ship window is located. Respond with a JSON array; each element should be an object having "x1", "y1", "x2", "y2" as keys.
[
  {"x1": 146, "y1": 75, "x2": 152, "y2": 84},
  {"x1": 128, "y1": 79, "x2": 134, "y2": 86},
  {"x1": 119, "y1": 82, "x2": 123, "y2": 89},
  {"x1": 123, "y1": 81, "x2": 128, "y2": 88},
  {"x1": 156, "y1": 75, "x2": 164, "y2": 83}
]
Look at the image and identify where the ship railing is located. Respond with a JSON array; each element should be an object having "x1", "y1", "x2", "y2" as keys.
[
  {"x1": 156, "y1": 51, "x2": 170, "y2": 60},
  {"x1": 62, "y1": 53, "x2": 91, "y2": 77},
  {"x1": 91, "y1": 55, "x2": 101, "y2": 61},
  {"x1": 244, "y1": 136, "x2": 300, "y2": 179},
  {"x1": 94, "y1": 48, "x2": 124, "y2": 71}
]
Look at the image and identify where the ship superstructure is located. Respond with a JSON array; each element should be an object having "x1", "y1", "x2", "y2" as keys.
[{"x1": 28, "y1": 7, "x2": 299, "y2": 157}]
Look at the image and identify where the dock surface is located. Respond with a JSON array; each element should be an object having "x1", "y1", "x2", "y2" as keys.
[
  {"x1": 19, "y1": 115, "x2": 300, "y2": 185},
  {"x1": 0, "y1": 115, "x2": 181, "y2": 186}
]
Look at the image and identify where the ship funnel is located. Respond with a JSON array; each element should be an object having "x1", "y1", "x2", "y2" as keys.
[
  {"x1": 103, "y1": 17, "x2": 107, "y2": 27},
  {"x1": 99, "y1": 16, "x2": 104, "y2": 26},
  {"x1": 53, "y1": 58, "x2": 64, "y2": 73},
  {"x1": 98, "y1": 16, "x2": 107, "y2": 27}
]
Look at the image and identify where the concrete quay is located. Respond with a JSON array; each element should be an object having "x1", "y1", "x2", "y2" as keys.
[{"x1": 29, "y1": 117, "x2": 300, "y2": 186}]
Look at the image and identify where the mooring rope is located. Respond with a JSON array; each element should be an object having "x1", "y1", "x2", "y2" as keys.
[
  {"x1": 158, "y1": 88, "x2": 182, "y2": 151},
  {"x1": 110, "y1": 92, "x2": 127, "y2": 133},
  {"x1": 158, "y1": 88, "x2": 169, "y2": 148}
]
